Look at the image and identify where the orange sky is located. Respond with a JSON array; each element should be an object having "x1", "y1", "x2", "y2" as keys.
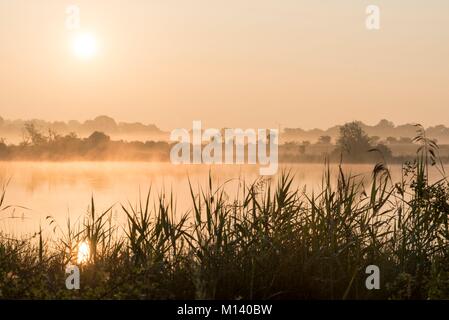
[{"x1": 1, "y1": 0, "x2": 448, "y2": 130}]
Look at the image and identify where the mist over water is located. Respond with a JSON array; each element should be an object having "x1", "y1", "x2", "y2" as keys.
[{"x1": 2, "y1": 161, "x2": 444, "y2": 237}]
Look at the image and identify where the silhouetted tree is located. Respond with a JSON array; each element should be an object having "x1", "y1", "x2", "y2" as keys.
[
  {"x1": 298, "y1": 141, "x2": 311, "y2": 155},
  {"x1": 335, "y1": 122, "x2": 392, "y2": 162},
  {"x1": 336, "y1": 122, "x2": 371, "y2": 157},
  {"x1": 0, "y1": 139, "x2": 7, "y2": 157},
  {"x1": 24, "y1": 123, "x2": 47, "y2": 146},
  {"x1": 87, "y1": 131, "x2": 110, "y2": 145}
]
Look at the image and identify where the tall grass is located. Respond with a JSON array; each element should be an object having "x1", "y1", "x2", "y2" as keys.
[{"x1": 1, "y1": 128, "x2": 449, "y2": 299}]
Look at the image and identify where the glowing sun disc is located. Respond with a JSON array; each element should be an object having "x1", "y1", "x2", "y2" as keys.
[
  {"x1": 72, "y1": 33, "x2": 98, "y2": 59},
  {"x1": 77, "y1": 241, "x2": 90, "y2": 264}
]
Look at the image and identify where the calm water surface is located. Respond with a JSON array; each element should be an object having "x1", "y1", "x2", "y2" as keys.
[{"x1": 0, "y1": 161, "x2": 446, "y2": 236}]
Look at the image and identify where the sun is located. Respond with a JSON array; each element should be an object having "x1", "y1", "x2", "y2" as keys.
[
  {"x1": 77, "y1": 241, "x2": 90, "y2": 264},
  {"x1": 71, "y1": 32, "x2": 98, "y2": 60}
]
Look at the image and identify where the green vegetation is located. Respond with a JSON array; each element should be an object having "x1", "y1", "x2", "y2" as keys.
[{"x1": 1, "y1": 125, "x2": 449, "y2": 299}]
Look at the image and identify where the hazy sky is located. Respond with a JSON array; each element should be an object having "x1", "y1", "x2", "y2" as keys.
[{"x1": 1, "y1": 0, "x2": 448, "y2": 130}]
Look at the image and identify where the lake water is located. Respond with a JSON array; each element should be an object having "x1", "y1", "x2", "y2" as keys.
[{"x1": 0, "y1": 161, "x2": 446, "y2": 236}]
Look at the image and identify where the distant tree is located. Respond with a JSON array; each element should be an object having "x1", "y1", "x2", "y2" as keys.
[
  {"x1": 334, "y1": 122, "x2": 394, "y2": 162},
  {"x1": 47, "y1": 129, "x2": 61, "y2": 142},
  {"x1": 317, "y1": 135, "x2": 332, "y2": 144},
  {"x1": 0, "y1": 138, "x2": 7, "y2": 157},
  {"x1": 67, "y1": 132, "x2": 78, "y2": 139},
  {"x1": 87, "y1": 131, "x2": 110, "y2": 145},
  {"x1": 24, "y1": 122, "x2": 47, "y2": 146},
  {"x1": 283, "y1": 141, "x2": 299, "y2": 150},
  {"x1": 85, "y1": 116, "x2": 118, "y2": 133},
  {"x1": 376, "y1": 119, "x2": 395, "y2": 128},
  {"x1": 336, "y1": 122, "x2": 372, "y2": 157}
]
